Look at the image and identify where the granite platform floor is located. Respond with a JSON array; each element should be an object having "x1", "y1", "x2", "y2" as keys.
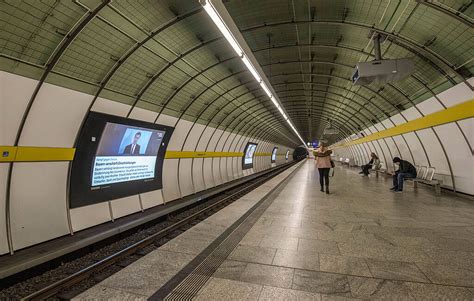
[{"x1": 76, "y1": 160, "x2": 474, "y2": 300}]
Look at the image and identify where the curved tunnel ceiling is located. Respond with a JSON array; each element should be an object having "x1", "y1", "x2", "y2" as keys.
[{"x1": 1, "y1": 0, "x2": 473, "y2": 146}]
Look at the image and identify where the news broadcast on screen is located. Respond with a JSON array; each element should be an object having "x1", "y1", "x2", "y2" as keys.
[
  {"x1": 243, "y1": 142, "x2": 257, "y2": 169},
  {"x1": 91, "y1": 123, "x2": 165, "y2": 186},
  {"x1": 69, "y1": 112, "x2": 173, "y2": 208},
  {"x1": 271, "y1": 147, "x2": 278, "y2": 163}
]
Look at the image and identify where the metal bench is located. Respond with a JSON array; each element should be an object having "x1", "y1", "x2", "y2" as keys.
[{"x1": 408, "y1": 166, "x2": 442, "y2": 195}]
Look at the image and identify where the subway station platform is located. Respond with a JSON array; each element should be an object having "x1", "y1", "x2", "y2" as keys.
[{"x1": 75, "y1": 160, "x2": 474, "y2": 300}]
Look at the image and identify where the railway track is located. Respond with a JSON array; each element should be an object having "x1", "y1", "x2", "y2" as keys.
[{"x1": 20, "y1": 162, "x2": 296, "y2": 300}]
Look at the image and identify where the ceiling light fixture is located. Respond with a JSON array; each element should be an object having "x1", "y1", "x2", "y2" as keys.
[{"x1": 200, "y1": 0, "x2": 306, "y2": 147}]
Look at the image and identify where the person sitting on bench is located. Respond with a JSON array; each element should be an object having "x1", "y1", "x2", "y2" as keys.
[
  {"x1": 391, "y1": 157, "x2": 417, "y2": 193},
  {"x1": 359, "y1": 152, "x2": 380, "y2": 176}
]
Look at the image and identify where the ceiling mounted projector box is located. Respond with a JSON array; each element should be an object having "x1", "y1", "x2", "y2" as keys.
[{"x1": 352, "y1": 58, "x2": 414, "y2": 85}]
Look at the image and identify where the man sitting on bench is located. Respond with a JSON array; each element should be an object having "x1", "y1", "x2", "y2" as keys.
[{"x1": 391, "y1": 157, "x2": 417, "y2": 193}]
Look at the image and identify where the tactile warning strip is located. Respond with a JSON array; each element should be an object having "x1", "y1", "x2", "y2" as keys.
[{"x1": 149, "y1": 164, "x2": 302, "y2": 301}]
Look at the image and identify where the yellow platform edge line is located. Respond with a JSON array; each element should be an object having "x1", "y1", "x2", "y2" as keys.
[{"x1": 335, "y1": 99, "x2": 474, "y2": 148}]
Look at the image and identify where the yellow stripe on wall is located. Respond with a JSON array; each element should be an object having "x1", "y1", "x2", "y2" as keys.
[
  {"x1": 0, "y1": 146, "x2": 18, "y2": 162},
  {"x1": 336, "y1": 99, "x2": 474, "y2": 148},
  {"x1": 164, "y1": 151, "x2": 243, "y2": 159},
  {"x1": 0, "y1": 146, "x2": 75, "y2": 162},
  {"x1": 0, "y1": 148, "x2": 249, "y2": 162},
  {"x1": 2, "y1": 99, "x2": 471, "y2": 163},
  {"x1": 0, "y1": 147, "x2": 285, "y2": 162}
]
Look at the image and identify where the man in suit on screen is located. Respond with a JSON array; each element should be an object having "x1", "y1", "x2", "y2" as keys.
[{"x1": 123, "y1": 132, "x2": 141, "y2": 155}]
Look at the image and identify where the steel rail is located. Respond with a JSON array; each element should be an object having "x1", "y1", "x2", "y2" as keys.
[{"x1": 20, "y1": 161, "x2": 296, "y2": 300}]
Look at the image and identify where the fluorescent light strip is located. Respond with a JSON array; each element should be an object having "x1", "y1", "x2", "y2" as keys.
[
  {"x1": 260, "y1": 82, "x2": 273, "y2": 98},
  {"x1": 270, "y1": 96, "x2": 280, "y2": 108},
  {"x1": 242, "y1": 55, "x2": 261, "y2": 83},
  {"x1": 201, "y1": 0, "x2": 306, "y2": 147},
  {"x1": 202, "y1": 2, "x2": 242, "y2": 56}
]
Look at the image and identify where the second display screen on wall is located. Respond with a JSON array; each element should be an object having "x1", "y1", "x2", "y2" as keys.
[
  {"x1": 243, "y1": 142, "x2": 257, "y2": 169},
  {"x1": 271, "y1": 147, "x2": 278, "y2": 163}
]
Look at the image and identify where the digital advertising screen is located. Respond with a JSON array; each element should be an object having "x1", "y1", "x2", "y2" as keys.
[
  {"x1": 285, "y1": 150, "x2": 290, "y2": 161},
  {"x1": 70, "y1": 112, "x2": 173, "y2": 208},
  {"x1": 271, "y1": 147, "x2": 278, "y2": 163},
  {"x1": 242, "y1": 142, "x2": 257, "y2": 169},
  {"x1": 92, "y1": 123, "x2": 165, "y2": 186}
]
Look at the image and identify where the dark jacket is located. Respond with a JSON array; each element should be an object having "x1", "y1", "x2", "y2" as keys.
[
  {"x1": 397, "y1": 159, "x2": 417, "y2": 176},
  {"x1": 124, "y1": 143, "x2": 141, "y2": 155}
]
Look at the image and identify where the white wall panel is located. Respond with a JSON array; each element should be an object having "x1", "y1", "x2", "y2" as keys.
[
  {"x1": 390, "y1": 114, "x2": 405, "y2": 126},
  {"x1": 228, "y1": 134, "x2": 242, "y2": 179},
  {"x1": 183, "y1": 123, "x2": 205, "y2": 150},
  {"x1": 168, "y1": 119, "x2": 193, "y2": 149},
  {"x1": 155, "y1": 114, "x2": 178, "y2": 127},
  {"x1": 381, "y1": 119, "x2": 394, "y2": 129},
  {"x1": 254, "y1": 141, "x2": 263, "y2": 172},
  {"x1": 433, "y1": 123, "x2": 473, "y2": 194},
  {"x1": 215, "y1": 131, "x2": 229, "y2": 151},
  {"x1": 196, "y1": 127, "x2": 214, "y2": 150},
  {"x1": 212, "y1": 157, "x2": 222, "y2": 185},
  {"x1": 214, "y1": 131, "x2": 230, "y2": 184},
  {"x1": 202, "y1": 158, "x2": 214, "y2": 189},
  {"x1": 0, "y1": 72, "x2": 37, "y2": 144},
  {"x1": 376, "y1": 139, "x2": 393, "y2": 171},
  {"x1": 18, "y1": 83, "x2": 93, "y2": 147},
  {"x1": 402, "y1": 106, "x2": 423, "y2": 121},
  {"x1": 205, "y1": 129, "x2": 221, "y2": 185},
  {"x1": 438, "y1": 81, "x2": 473, "y2": 107},
  {"x1": 92, "y1": 97, "x2": 130, "y2": 117},
  {"x1": 0, "y1": 165, "x2": 9, "y2": 254},
  {"x1": 207, "y1": 129, "x2": 223, "y2": 151},
  {"x1": 366, "y1": 142, "x2": 379, "y2": 157},
  {"x1": 140, "y1": 189, "x2": 164, "y2": 209},
  {"x1": 221, "y1": 133, "x2": 236, "y2": 182},
  {"x1": 416, "y1": 97, "x2": 443, "y2": 115},
  {"x1": 393, "y1": 135, "x2": 413, "y2": 163},
  {"x1": 260, "y1": 141, "x2": 268, "y2": 171},
  {"x1": 457, "y1": 118, "x2": 474, "y2": 148},
  {"x1": 414, "y1": 128, "x2": 450, "y2": 178},
  {"x1": 128, "y1": 107, "x2": 159, "y2": 123},
  {"x1": 192, "y1": 158, "x2": 206, "y2": 193},
  {"x1": 10, "y1": 162, "x2": 70, "y2": 250},
  {"x1": 357, "y1": 143, "x2": 369, "y2": 164},
  {"x1": 402, "y1": 132, "x2": 429, "y2": 167},
  {"x1": 179, "y1": 158, "x2": 194, "y2": 197},
  {"x1": 70, "y1": 202, "x2": 111, "y2": 232},
  {"x1": 0, "y1": 72, "x2": 38, "y2": 255},
  {"x1": 236, "y1": 137, "x2": 247, "y2": 177},
  {"x1": 111, "y1": 195, "x2": 141, "y2": 219},
  {"x1": 162, "y1": 159, "x2": 180, "y2": 202},
  {"x1": 165, "y1": 120, "x2": 194, "y2": 197}
]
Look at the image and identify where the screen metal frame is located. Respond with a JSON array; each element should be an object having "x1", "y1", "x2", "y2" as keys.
[
  {"x1": 271, "y1": 147, "x2": 278, "y2": 163},
  {"x1": 69, "y1": 112, "x2": 174, "y2": 208},
  {"x1": 242, "y1": 142, "x2": 258, "y2": 170}
]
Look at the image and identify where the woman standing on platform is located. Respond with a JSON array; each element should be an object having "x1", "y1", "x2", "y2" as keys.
[{"x1": 314, "y1": 143, "x2": 333, "y2": 194}]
